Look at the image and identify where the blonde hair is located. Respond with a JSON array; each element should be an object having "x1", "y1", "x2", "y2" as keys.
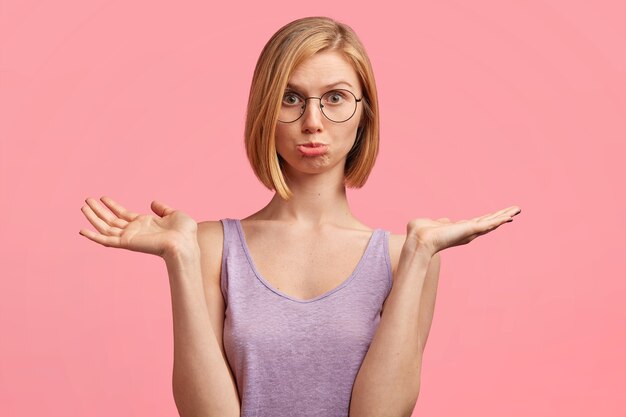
[{"x1": 244, "y1": 16, "x2": 380, "y2": 200}]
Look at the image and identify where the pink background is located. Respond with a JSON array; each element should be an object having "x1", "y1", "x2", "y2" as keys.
[{"x1": 1, "y1": 1, "x2": 624, "y2": 416}]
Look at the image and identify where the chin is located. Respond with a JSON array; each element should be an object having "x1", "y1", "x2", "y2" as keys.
[{"x1": 286, "y1": 155, "x2": 346, "y2": 178}]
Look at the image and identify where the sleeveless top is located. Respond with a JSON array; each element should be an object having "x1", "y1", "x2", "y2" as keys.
[{"x1": 219, "y1": 218, "x2": 393, "y2": 417}]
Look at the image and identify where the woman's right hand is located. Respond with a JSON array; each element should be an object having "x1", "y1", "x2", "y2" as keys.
[{"x1": 79, "y1": 196, "x2": 199, "y2": 260}]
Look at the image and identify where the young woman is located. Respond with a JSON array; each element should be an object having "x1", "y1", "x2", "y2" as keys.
[{"x1": 79, "y1": 16, "x2": 521, "y2": 417}]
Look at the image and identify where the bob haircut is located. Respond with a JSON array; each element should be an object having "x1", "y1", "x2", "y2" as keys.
[{"x1": 244, "y1": 16, "x2": 380, "y2": 200}]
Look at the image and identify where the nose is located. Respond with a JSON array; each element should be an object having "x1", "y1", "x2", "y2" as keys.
[{"x1": 300, "y1": 98, "x2": 324, "y2": 133}]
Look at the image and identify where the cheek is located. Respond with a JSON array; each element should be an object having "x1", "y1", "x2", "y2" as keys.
[
  {"x1": 275, "y1": 125, "x2": 288, "y2": 143},
  {"x1": 274, "y1": 125, "x2": 293, "y2": 156},
  {"x1": 342, "y1": 119, "x2": 362, "y2": 141}
]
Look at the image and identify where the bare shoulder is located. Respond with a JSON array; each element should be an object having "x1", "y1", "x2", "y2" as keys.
[
  {"x1": 386, "y1": 232, "x2": 441, "y2": 283},
  {"x1": 196, "y1": 221, "x2": 225, "y2": 283},
  {"x1": 197, "y1": 220, "x2": 224, "y2": 239},
  {"x1": 196, "y1": 220, "x2": 228, "y2": 345},
  {"x1": 387, "y1": 233, "x2": 406, "y2": 282},
  {"x1": 197, "y1": 220, "x2": 225, "y2": 250}
]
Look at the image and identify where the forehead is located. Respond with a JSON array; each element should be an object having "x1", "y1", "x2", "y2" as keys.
[{"x1": 287, "y1": 50, "x2": 360, "y2": 92}]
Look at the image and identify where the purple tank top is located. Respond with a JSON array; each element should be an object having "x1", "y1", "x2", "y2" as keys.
[{"x1": 219, "y1": 218, "x2": 392, "y2": 417}]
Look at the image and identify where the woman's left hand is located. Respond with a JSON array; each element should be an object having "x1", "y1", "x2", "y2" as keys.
[{"x1": 404, "y1": 205, "x2": 522, "y2": 257}]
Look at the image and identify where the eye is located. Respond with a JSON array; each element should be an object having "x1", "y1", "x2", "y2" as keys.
[
  {"x1": 282, "y1": 92, "x2": 302, "y2": 106},
  {"x1": 323, "y1": 90, "x2": 348, "y2": 105}
]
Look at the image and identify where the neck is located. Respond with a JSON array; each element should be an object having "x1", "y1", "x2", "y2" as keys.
[{"x1": 254, "y1": 164, "x2": 357, "y2": 228}]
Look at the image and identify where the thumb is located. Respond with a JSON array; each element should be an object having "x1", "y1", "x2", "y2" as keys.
[{"x1": 151, "y1": 200, "x2": 175, "y2": 218}]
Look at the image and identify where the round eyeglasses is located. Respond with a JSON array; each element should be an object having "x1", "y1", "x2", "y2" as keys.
[{"x1": 278, "y1": 89, "x2": 363, "y2": 123}]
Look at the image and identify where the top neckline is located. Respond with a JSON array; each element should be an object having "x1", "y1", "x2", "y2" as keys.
[{"x1": 233, "y1": 219, "x2": 381, "y2": 304}]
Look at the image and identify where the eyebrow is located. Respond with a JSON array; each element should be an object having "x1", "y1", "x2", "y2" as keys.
[{"x1": 286, "y1": 81, "x2": 354, "y2": 92}]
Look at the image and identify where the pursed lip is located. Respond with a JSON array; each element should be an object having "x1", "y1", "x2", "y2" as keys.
[
  {"x1": 297, "y1": 143, "x2": 328, "y2": 157},
  {"x1": 299, "y1": 142, "x2": 327, "y2": 147}
]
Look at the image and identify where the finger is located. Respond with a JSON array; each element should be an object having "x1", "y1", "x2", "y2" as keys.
[
  {"x1": 492, "y1": 206, "x2": 521, "y2": 222},
  {"x1": 151, "y1": 200, "x2": 175, "y2": 218},
  {"x1": 99, "y1": 196, "x2": 140, "y2": 221},
  {"x1": 79, "y1": 228, "x2": 121, "y2": 248},
  {"x1": 475, "y1": 207, "x2": 511, "y2": 222},
  {"x1": 476, "y1": 206, "x2": 521, "y2": 223},
  {"x1": 436, "y1": 217, "x2": 451, "y2": 223},
  {"x1": 81, "y1": 204, "x2": 123, "y2": 236},
  {"x1": 458, "y1": 209, "x2": 519, "y2": 245},
  {"x1": 85, "y1": 197, "x2": 128, "y2": 228},
  {"x1": 478, "y1": 214, "x2": 514, "y2": 233}
]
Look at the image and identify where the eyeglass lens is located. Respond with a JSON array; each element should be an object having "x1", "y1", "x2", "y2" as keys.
[{"x1": 278, "y1": 89, "x2": 359, "y2": 123}]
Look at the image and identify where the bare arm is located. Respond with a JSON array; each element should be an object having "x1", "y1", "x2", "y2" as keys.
[
  {"x1": 383, "y1": 235, "x2": 442, "y2": 351},
  {"x1": 78, "y1": 197, "x2": 240, "y2": 417},
  {"x1": 167, "y1": 234, "x2": 240, "y2": 417},
  {"x1": 349, "y1": 247, "x2": 434, "y2": 417},
  {"x1": 350, "y1": 207, "x2": 520, "y2": 417},
  {"x1": 414, "y1": 252, "x2": 441, "y2": 350}
]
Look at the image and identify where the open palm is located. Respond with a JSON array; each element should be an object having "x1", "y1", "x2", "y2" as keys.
[
  {"x1": 79, "y1": 196, "x2": 198, "y2": 259},
  {"x1": 405, "y1": 205, "x2": 522, "y2": 256}
]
